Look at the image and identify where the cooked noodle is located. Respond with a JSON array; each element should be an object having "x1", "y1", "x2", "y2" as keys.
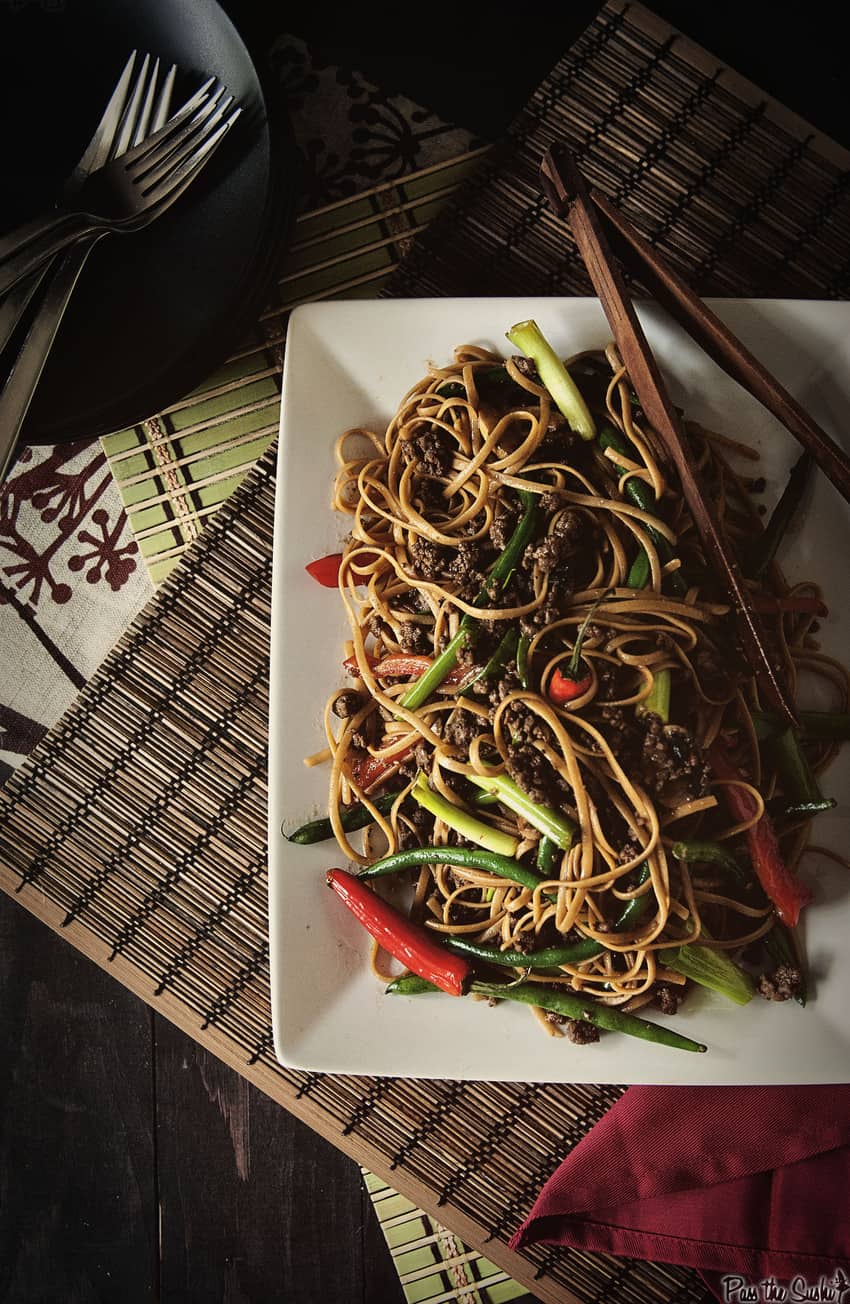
[{"x1": 303, "y1": 338, "x2": 848, "y2": 1032}]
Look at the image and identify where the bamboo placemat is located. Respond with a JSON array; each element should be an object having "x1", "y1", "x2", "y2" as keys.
[{"x1": 5, "y1": 4, "x2": 850, "y2": 1301}]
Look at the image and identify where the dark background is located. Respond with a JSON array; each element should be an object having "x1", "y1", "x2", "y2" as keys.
[
  {"x1": 2, "y1": 3, "x2": 847, "y2": 1303},
  {"x1": 229, "y1": 0, "x2": 849, "y2": 150}
]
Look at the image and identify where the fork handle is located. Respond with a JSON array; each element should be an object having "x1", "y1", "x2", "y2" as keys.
[
  {"x1": 0, "y1": 208, "x2": 87, "y2": 264},
  {"x1": 0, "y1": 236, "x2": 101, "y2": 485},
  {"x1": 0, "y1": 212, "x2": 104, "y2": 299}
]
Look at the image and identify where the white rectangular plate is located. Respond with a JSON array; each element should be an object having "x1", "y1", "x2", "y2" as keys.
[{"x1": 268, "y1": 297, "x2": 850, "y2": 1084}]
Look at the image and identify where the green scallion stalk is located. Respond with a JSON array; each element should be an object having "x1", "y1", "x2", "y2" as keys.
[
  {"x1": 638, "y1": 667, "x2": 671, "y2": 722},
  {"x1": 672, "y1": 841, "x2": 806, "y2": 1007},
  {"x1": 659, "y1": 942, "x2": 755, "y2": 1006},
  {"x1": 411, "y1": 772, "x2": 518, "y2": 857},
  {"x1": 506, "y1": 320, "x2": 596, "y2": 439},
  {"x1": 466, "y1": 772, "x2": 576, "y2": 850},
  {"x1": 752, "y1": 710, "x2": 850, "y2": 743},
  {"x1": 770, "y1": 726, "x2": 836, "y2": 819}
]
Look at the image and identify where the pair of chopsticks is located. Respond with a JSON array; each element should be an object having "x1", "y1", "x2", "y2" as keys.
[{"x1": 540, "y1": 143, "x2": 850, "y2": 728}]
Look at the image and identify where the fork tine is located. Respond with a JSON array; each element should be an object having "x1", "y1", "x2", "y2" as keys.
[
  {"x1": 131, "y1": 90, "x2": 231, "y2": 191},
  {"x1": 111, "y1": 52, "x2": 152, "y2": 158},
  {"x1": 141, "y1": 107, "x2": 242, "y2": 210},
  {"x1": 66, "y1": 50, "x2": 137, "y2": 190},
  {"x1": 118, "y1": 75, "x2": 220, "y2": 171},
  {"x1": 150, "y1": 64, "x2": 177, "y2": 132},
  {"x1": 129, "y1": 56, "x2": 160, "y2": 148}
]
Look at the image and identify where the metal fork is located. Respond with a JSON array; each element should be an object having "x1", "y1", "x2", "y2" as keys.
[
  {"x1": 0, "y1": 52, "x2": 176, "y2": 483},
  {"x1": 0, "y1": 80, "x2": 240, "y2": 297},
  {"x1": 0, "y1": 49, "x2": 147, "y2": 358}
]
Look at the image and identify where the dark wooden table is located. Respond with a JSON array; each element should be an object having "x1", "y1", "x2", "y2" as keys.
[{"x1": 2, "y1": 5, "x2": 847, "y2": 1301}]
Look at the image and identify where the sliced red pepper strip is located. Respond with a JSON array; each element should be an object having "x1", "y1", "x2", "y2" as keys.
[
  {"x1": 347, "y1": 742, "x2": 414, "y2": 790},
  {"x1": 709, "y1": 741, "x2": 813, "y2": 926},
  {"x1": 306, "y1": 550, "x2": 382, "y2": 587},
  {"x1": 343, "y1": 653, "x2": 467, "y2": 685},
  {"x1": 548, "y1": 667, "x2": 592, "y2": 704},
  {"x1": 305, "y1": 552, "x2": 343, "y2": 586},
  {"x1": 326, "y1": 868, "x2": 472, "y2": 996}
]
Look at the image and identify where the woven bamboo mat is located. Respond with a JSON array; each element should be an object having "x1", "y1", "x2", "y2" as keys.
[{"x1": 4, "y1": 4, "x2": 850, "y2": 1301}]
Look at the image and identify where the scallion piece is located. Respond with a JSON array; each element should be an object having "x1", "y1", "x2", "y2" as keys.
[
  {"x1": 506, "y1": 319, "x2": 596, "y2": 439},
  {"x1": 466, "y1": 771, "x2": 575, "y2": 850},
  {"x1": 660, "y1": 942, "x2": 755, "y2": 1006},
  {"x1": 411, "y1": 772, "x2": 518, "y2": 857}
]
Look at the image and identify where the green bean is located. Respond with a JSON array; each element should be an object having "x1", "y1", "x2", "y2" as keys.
[
  {"x1": 598, "y1": 425, "x2": 687, "y2": 597},
  {"x1": 386, "y1": 974, "x2": 440, "y2": 995},
  {"x1": 386, "y1": 974, "x2": 707, "y2": 1052},
  {"x1": 444, "y1": 863, "x2": 651, "y2": 969},
  {"x1": 287, "y1": 792, "x2": 400, "y2": 844},
  {"x1": 471, "y1": 981, "x2": 707, "y2": 1052},
  {"x1": 535, "y1": 835, "x2": 557, "y2": 874},
  {"x1": 401, "y1": 490, "x2": 539, "y2": 711},
  {"x1": 671, "y1": 840, "x2": 748, "y2": 881},
  {"x1": 358, "y1": 844, "x2": 549, "y2": 895}
]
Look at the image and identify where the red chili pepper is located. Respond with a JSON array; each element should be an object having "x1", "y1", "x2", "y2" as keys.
[
  {"x1": 305, "y1": 553, "x2": 343, "y2": 587},
  {"x1": 548, "y1": 666, "x2": 593, "y2": 704},
  {"x1": 709, "y1": 741, "x2": 814, "y2": 926},
  {"x1": 343, "y1": 653, "x2": 467, "y2": 685},
  {"x1": 547, "y1": 587, "x2": 613, "y2": 707},
  {"x1": 750, "y1": 594, "x2": 827, "y2": 617},
  {"x1": 326, "y1": 868, "x2": 472, "y2": 996}
]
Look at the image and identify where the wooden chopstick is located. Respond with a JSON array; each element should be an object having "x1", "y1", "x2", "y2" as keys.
[
  {"x1": 539, "y1": 142, "x2": 797, "y2": 727},
  {"x1": 587, "y1": 187, "x2": 850, "y2": 508}
]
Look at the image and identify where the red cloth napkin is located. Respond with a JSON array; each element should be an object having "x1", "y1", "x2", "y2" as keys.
[{"x1": 509, "y1": 1085, "x2": 850, "y2": 1301}]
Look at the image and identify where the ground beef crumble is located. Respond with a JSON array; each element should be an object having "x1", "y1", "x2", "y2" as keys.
[
  {"x1": 597, "y1": 706, "x2": 710, "y2": 802},
  {"x1": 400, "y1": 426, "x2": 454, "y2": 477},
  {"x1": 566, "y1": 1019, "x2": 600, "y2": 1044},
  {"x1": 757, "y1": 964, "x2": 803, "y2": 1001},
  {"x1": 654, "y1": 983, "x2": 686, "y2": 1015},
  {"x1": 332, "y1": 690, "x2": 362, "y2": 718}
]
